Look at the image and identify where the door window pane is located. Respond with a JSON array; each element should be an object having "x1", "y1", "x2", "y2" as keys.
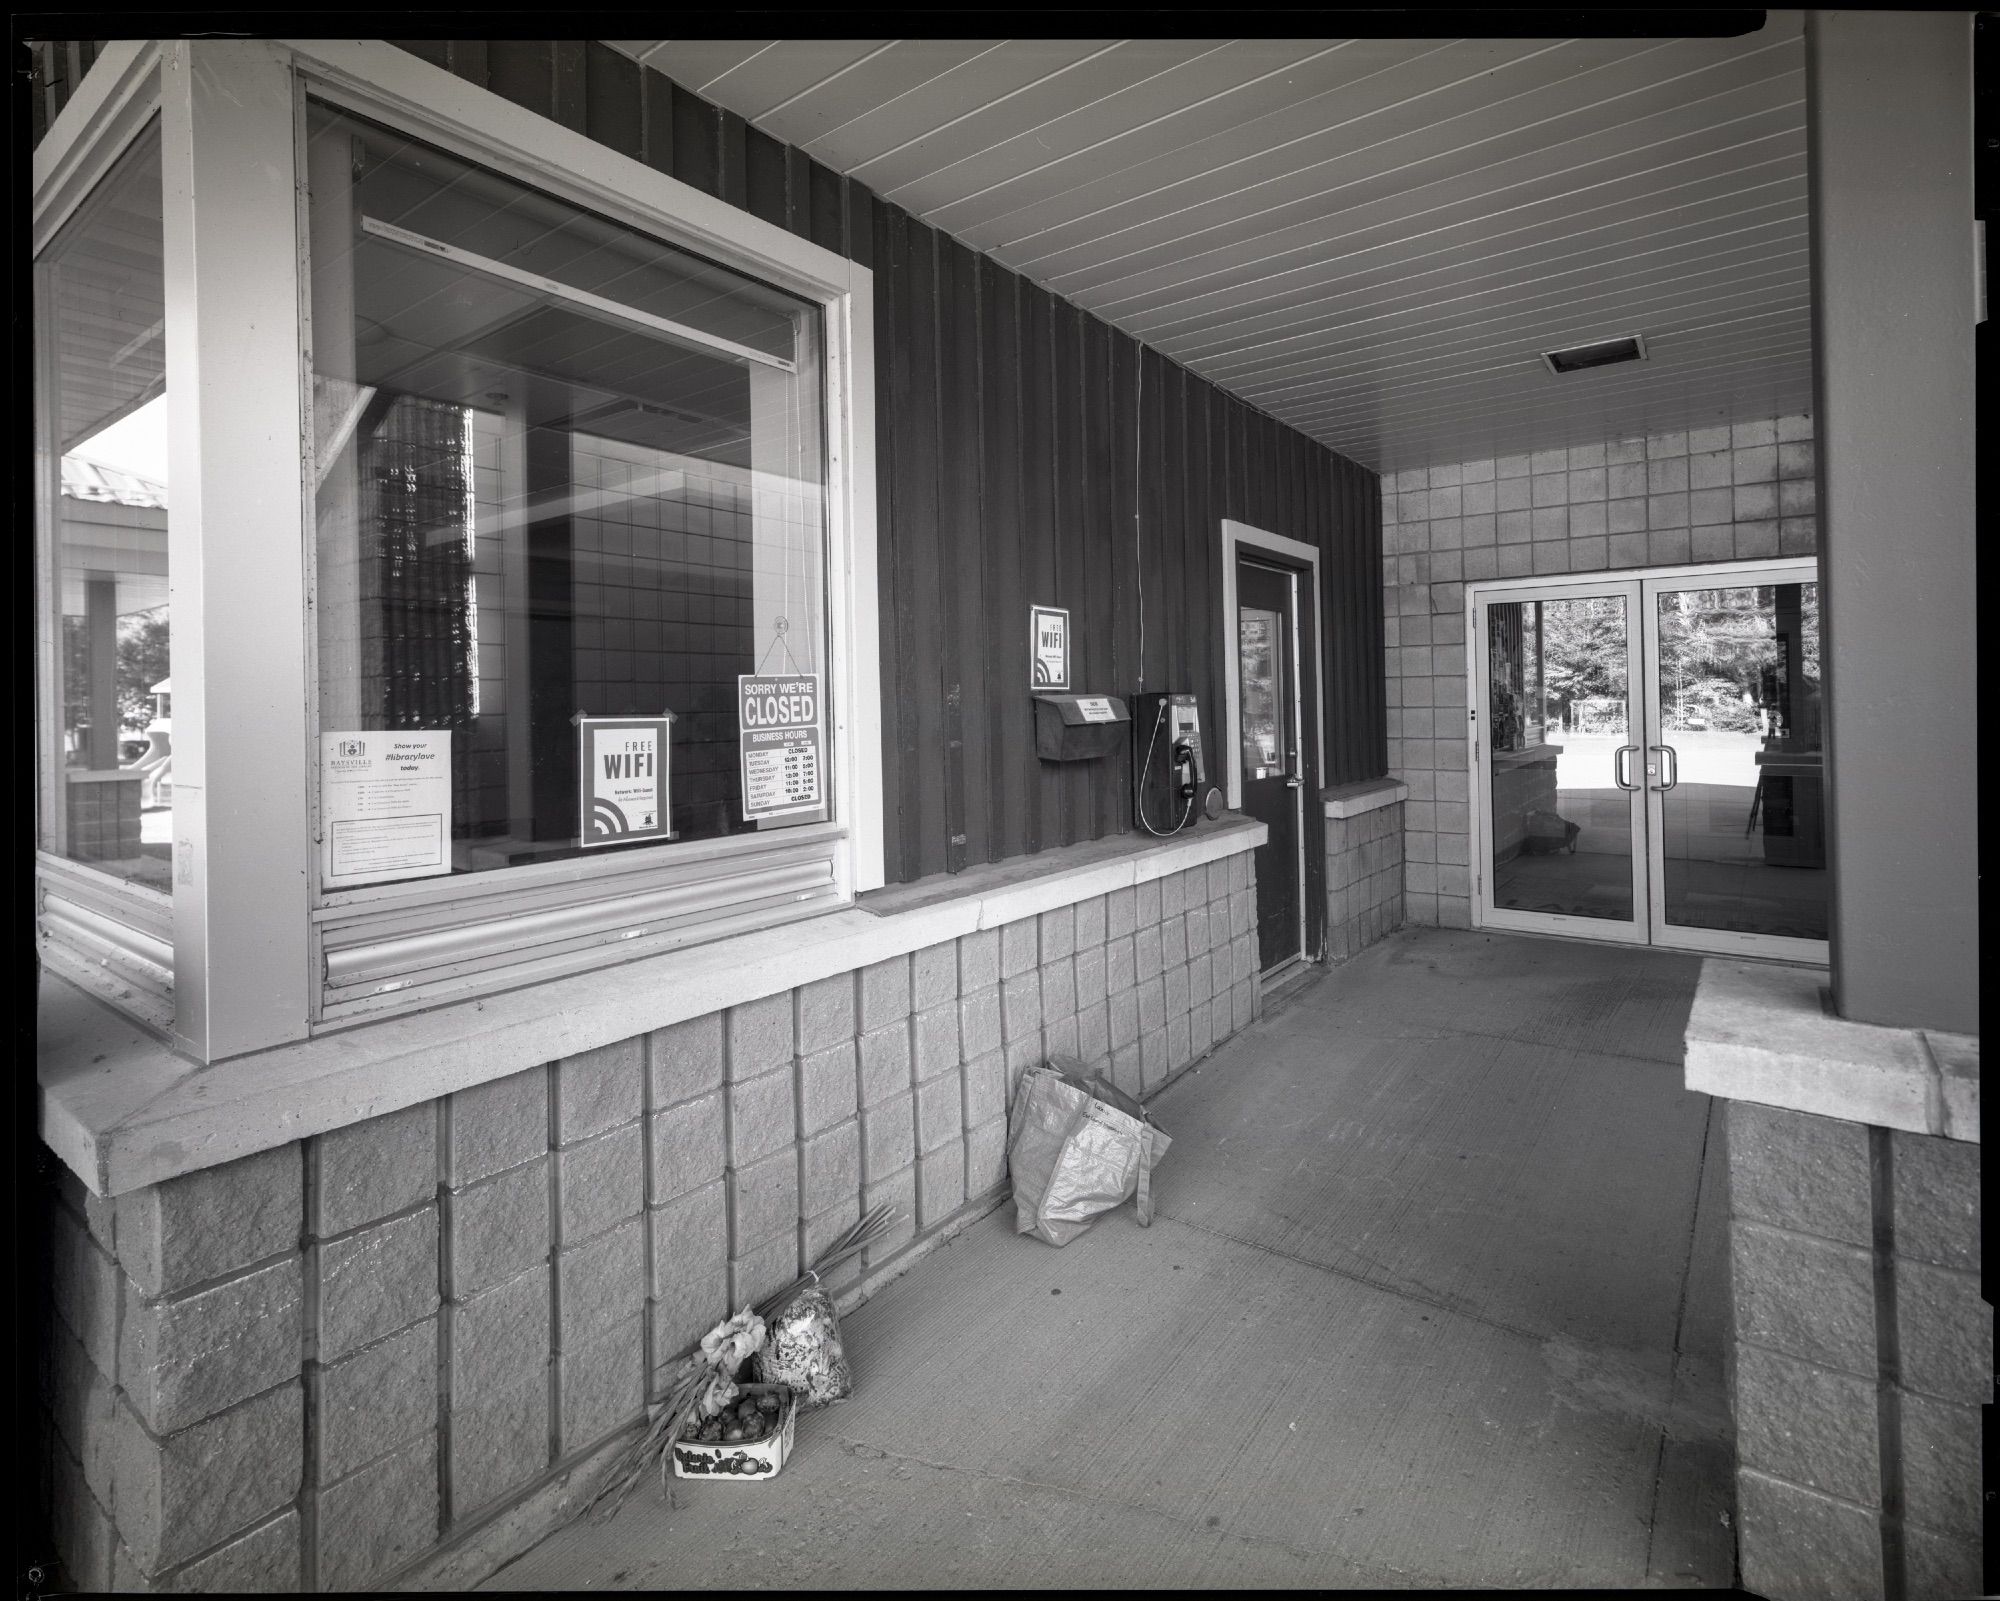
[
  {"x1": 36, "y1": 121, "x2": 172, "y2": 890},
  {"x1": 1486, "y1": 595, "x2": 1634, "y2": 921},
  {"x1": 1238, "y1": 605, "x2": 1282, "y2": 777},
  {"x1": 1656, "y1": 584, "x2": 1828, "y2": 939},
  {"x1": 306, "y1": 101, "x2": 828, "y2": 876}
]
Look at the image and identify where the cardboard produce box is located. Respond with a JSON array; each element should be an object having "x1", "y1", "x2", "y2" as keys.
[{"x1": 667, "y1": 1387, "x2": 798, "y2": 1482}]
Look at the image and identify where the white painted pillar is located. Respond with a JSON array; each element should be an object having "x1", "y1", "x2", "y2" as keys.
[{"x1": 160, "y1": 41, "x2": 312, "y2": 1058}]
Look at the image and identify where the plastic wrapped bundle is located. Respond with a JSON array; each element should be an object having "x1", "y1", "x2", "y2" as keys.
[
  {"x1": 752, "y1": 1285, "x2": 852, "y2": 1409},
  {"x1": 1007, "y1": 1059, "x2": 1171, "y2": 1247}
]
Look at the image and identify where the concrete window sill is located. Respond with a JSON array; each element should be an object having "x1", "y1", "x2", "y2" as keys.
[{"x1": 39, "y1": 815, "x2": 1266, "y2": 1198}]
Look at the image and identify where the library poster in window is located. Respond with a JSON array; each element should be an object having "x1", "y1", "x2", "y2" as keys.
[{"x1": 321, "y1": 731, "x2": 452, "y2": 888}]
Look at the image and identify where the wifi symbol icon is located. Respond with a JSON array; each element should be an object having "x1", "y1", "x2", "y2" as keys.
[{"x1": 591, "y1": 798, "x2": 629, "y2": 838}]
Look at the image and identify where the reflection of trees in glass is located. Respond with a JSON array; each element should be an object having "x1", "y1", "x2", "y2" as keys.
[
  {"x1": 1659, "y1": 588, "x2": 1778, "y2": 733},
  {"x1": 1486, "y1": 602, "x2": 1542, "y2": 748},
  {"x1": 1487, "y1": 606, "x2": 1519, "y2": 749},
  {"x1": 1801, "y1": 584, "x2": 1821, "y2": 684},
  {"x1": 1489, "y1": 679, "x2": 1519, "y2": 749},
  {"x1": 1671, "y1": 675, "x2": 1761, "y2": 731},
  {"x1": 118, "y1": 609, "x2": 170, "y2": 730},
  {"x1": 1489, "y1": 587, "x2": 1820, "y2": 745},
  {"x1": 61, "y1": 619, "x2": 87, "y2": 736},
  {"x1": 1239, "y1": 611, "x2": 1279, "y2": 763},
  {"x1": 1787, "y1": 584, "x2": 1822, "y2": 745},
  {"x1": 1542, "y1": 598, "x2": 1625, "y2": 728},
  {"x1": 59, "y1": 605, "x2": 171, "y2": 746}
]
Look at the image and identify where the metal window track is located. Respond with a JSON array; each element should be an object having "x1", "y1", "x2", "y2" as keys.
[{"x1": 360, "y1": 215, "x2": 798, "y2": 374}]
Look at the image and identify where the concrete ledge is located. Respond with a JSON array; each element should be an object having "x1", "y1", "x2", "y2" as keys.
[
  {"x1": 859, "y1": 813, "x2": 1262, "y2": 918},
  {"x1": 40, "y1": 818, "x2": 1266, "y2": 1198},
  {"x1": 1684, "y1": 959, "x2": 1979, "y2": 1142},
  {"x1": 1321, "y1": 779, "x2": 1407, "y2": 820}
]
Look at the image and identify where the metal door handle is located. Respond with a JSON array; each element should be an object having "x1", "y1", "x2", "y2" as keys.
[
  {"x1": 1284, "y1": 776, "x2": 1301, "y2": 789},
  {"x1": 1651, "y1": 744, "x2": 1679, "y2": 790},
  {"x1": 1614, "y1": 744, "x2": 1641, "y2": 790}
]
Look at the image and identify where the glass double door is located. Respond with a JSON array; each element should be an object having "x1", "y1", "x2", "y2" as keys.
[{"x1": 1472, "y1": 562, "x2": 1827, "y2": 962}]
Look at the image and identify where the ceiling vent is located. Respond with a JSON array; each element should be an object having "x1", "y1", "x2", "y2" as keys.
[{"x1": 1542, "y1": 334, "x2": 1648, "y2": 376}]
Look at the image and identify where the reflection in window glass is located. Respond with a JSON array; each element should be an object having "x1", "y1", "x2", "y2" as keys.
[
  {"x1": 36, "y1": 121, "x2": 172, "y2": 891},
  {"x1": 1656, "y1": 584, "x2": 1827, "y2": 940},
  {"x1": 306, "y1": 101, "x2": 828, "y2": 875},
  {"x1": 1485, "y1": 601, "x2": 1544, "y2": 753},
  {"x1": 1238, "y1": 606, "x2": 1282, "y2": 775},
  {"x1": 1487, "y1": 595, "x2": 1633, "y2": 921}
]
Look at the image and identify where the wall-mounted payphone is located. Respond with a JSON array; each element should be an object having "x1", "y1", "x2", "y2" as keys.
[{"x1": 1133, "y1": 691, "x2": 1206, "y2": 835}]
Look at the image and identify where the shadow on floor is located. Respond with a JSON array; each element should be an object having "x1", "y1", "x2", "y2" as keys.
[{"x1": 479, "y1": 927, "x2": 1735, "y2": 1591}]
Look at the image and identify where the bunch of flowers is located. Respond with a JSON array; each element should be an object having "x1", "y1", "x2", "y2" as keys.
[{"x1": 581, "y1": 1202, "x2": 899, "y2": 1522}]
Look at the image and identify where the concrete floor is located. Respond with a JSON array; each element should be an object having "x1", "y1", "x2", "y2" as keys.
[{"x1": 481, "y1": 927, "x2": 1734, "y2": 1591}]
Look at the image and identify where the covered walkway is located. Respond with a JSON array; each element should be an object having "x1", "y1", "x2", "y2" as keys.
[{"x1": 483, "y1": 928, "x2": 1732, "y2": 1590}]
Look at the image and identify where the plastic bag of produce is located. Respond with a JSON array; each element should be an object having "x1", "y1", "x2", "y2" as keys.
[
  {"x1": 752, "y1": 1285, "x2": 853, "y2": 1409},
  {"x1": 1007, "y1": 1057, "x2": 1171, "y2": 1247}
]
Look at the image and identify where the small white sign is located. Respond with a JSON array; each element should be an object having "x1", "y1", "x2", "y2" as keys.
[
  {"x1": 321, "y1": 731, "x2": 451, "y2": 888},
  {"x1": 581, "y1": 716, "x2": 673, "y2": 848},
  {"x1": 1073, "y1": 696, "x2": 1117, "y2": 724},
  {"x1": 1031, "y1": 605, "x2": 1070, "y2": 689},
  {"x1": 739, "y1": 673, "x2": 824, "y2": 820}
]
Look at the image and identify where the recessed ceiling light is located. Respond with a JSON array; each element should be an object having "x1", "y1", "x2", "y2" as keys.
[{"x1": 1542, "y1": 334, "x2": 1648, "y2": 376}]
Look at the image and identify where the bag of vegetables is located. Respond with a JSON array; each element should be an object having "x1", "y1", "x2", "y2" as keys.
[
  {"x1": 581, "y1": 1204, "x2": 899, "y2": 1521},
  {"x1": 1008, "y1": 1057, "x2": 1171, "y2": 1247},
  {"x1": 752, "y1": 1285, "x2": 853, "y2": 1409}
]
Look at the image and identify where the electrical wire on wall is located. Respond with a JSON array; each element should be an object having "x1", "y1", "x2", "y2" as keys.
[
  {"x1": 1132, "y1": 345, "x2": 1144, "y2": 693},
  {"x1": 1129, "y1": 348, "x2": 1194, "y2": 839}
]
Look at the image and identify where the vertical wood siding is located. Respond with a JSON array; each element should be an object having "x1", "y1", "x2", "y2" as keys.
[
  {"x1": 26, "y1": 39, "x2": 103, "y2": 143},
  {"x1": 34, "y1": 39, "x2": 1383, "y2": 886},
  {"x1": 394, "y1": 40, "x2": 1387, "y2": 885}
]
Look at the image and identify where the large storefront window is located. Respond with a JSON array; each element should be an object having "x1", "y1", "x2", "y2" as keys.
[
  {"x1": 35, "y1": 121, "x2": 171, "y2": 892},
  {"x1": 306, "y1": 100, "x2": 829, "y2": 880}
]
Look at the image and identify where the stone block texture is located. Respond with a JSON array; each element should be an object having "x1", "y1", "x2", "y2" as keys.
[
  {"x1": 1725, "y1": 1101, "x2": 1984, "y2": 1601},
  {"x1": 1382, "y1": 415, "x2": 1816, "y2": 927},
  {"x1": 1325, "y1": 800, "x2": 1405, "y2": 961},
  {"x1": 115, "y1": 1144, "x2": 300, "y2": 1301},
  {"x1": 37, "y1": 840, "x2": 1263, "y2": 1591}
]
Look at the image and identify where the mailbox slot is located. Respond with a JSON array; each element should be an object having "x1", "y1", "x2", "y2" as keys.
[{"x1": 1033, "y1": 694, "x2": 1130, "y2": 761}]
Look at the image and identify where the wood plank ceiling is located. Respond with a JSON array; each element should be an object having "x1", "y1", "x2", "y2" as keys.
[{"x1": 608, "y1": 22, "x2": 1812, "y2": 476}]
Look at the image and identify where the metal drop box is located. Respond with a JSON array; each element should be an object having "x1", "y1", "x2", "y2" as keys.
[{"x1": 1033, "y1": 694, "x2": 1130, "y2": 761}]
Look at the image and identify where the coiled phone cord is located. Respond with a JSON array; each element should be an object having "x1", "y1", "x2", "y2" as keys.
[{"x1": 1133, "y1": 697, "x2": 1197, "y2": 839}]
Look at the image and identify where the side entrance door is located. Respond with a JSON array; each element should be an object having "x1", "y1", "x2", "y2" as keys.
[{"x1": 1235, "y1": 556, "x2": 1309, "y2": 973}]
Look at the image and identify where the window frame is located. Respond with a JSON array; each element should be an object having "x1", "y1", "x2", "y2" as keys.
[
  {"x1": 33, "y1": 38, "x2": 881, "y2": 1062},
  {"x1": 286, "y1": 42, "x2": 881, "y2": 1030},
  {"x1": 31, "y1": 44, "x2": 175, "y2": 1025}
]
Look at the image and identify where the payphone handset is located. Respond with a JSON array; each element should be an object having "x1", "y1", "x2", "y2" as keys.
[
  {"x1": 1168, "y1": 698, "x2": 1205, "y2": 798},
  {"x1": 1134, "y1": 690, "x2": 1203, "y2": 835}
]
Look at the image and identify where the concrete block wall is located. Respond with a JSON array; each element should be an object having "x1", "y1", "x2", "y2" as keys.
[
  {"x1": 1325, "y1": 801, "x2": 1405, "y2": 963},
  {"x1": 39, "y1": 1146, "x2": 308, "y2": 1593},
  {"x1": 65, "y1": 772, "x2": 145, "y2": 863},
  {"x1": 1725, "y1": 1100, "x2": 1985, "y2": 1601},
  {"x1": 1379, "y1": 413, "x2": 1817, "y2": 928},
  {"x1": 37, "y1": 851, "x2": 1261, "y2": 1592}
]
